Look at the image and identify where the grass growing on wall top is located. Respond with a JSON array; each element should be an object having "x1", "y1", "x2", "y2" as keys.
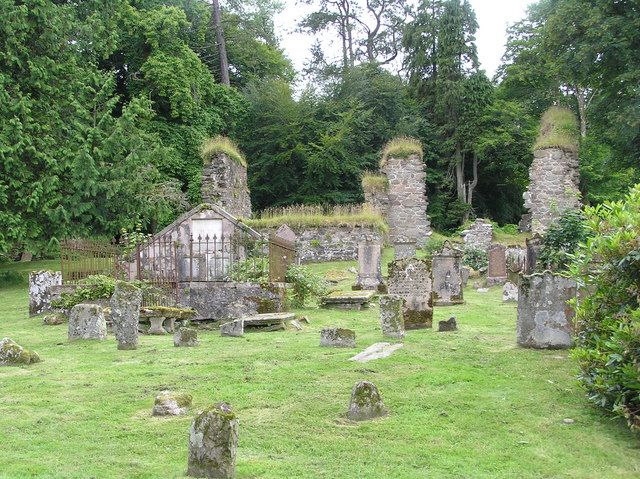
[
  {"x1": 201, "y1": 135, "x2": 247, "y2": 167},
  {"x1": 533, "y1": 106, "x2": 579, "y2": 153},
  {"x1": 243, "y1": 204, "x2": 388, "y2": 232},
  {"x1": 361, "y1": 172, "x2": 389, "y2": 193},
  {"x1": 380, "y1": 136, "x2": 423, "y2": 167}
]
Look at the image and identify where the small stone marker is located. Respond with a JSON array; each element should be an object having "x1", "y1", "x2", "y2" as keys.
[
  {"x1": 68, "y1": 304, "x2": 107, "y2": 341},
  {"x1": 110, "y1": 282, "x2": 142, "y2": 350},
  {"x1": 174, "y1": 327, "x2": 199, "y2": 347},
  {"x1": 379, "y1": 295, "x2": 405, "y2": 339},
  {"x1": 502, "y1": 281, "x2": 518, "y2": 302},
  {"x1": 0, "y1": 338, "x2": 41, "y2": 366},
  {"x1": 320, "y1": 328, "x2": 356, "y2": 348},
  {"x1": 220, "y1": 319, "x2": 244, "y2": 337},
  {"x1": 43, "y1": 312, "x2": 66, "y2": 326},
  {"x1": 431, "y1": 242, "x2": 464, "y2": 305},
  {"x1": 347, "y1": 381, "x2": 387, "y2": 421},
  {"x1": 387, "y1": 257, "x2": 433, "y2": 329},
  {"x1": 187, "y1": 402, "x2": 238, "y2": 479},
  {"x1": 438, "y1": 317, "x2": 458, "y2": 332},
  {"x1": 353, "y1": 236, "x2": 385, "y2": 291},
  {"x1": 152, "y1": 392, "x2": 192, "y2": 416},
  {"x1": 461, "y1": 267, "x2": 470, "y2": 287},
  {"x1": 29, "y1": 270, "x2": 62, "y2": 316},
  {"x1": 517, "y1": 272, "x2": 577, "y2": 349},
  {"x1": 348, "y1": 342, "x2": 403, "y2": 363},
  {"x1": 487, "y1": 244, "x2": 508, "y2": 285}
]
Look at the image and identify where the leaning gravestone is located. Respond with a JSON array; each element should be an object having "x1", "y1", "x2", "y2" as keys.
[
  {"x1": 174, "y1": 327, "x2": 199, "y2": 347},
  {"x1": 220, "y1": 319, "x2": 244, "y2": 337},
  {"x1": 517, "y1": 272, "x2": 577, "y2": 349},
  {"x1": 347, "y1": 381, "x2": 387, "y2": 421},
  {"x1": 187, "y1": 402, "x2": 238, "y2": 479},
  {"x1": 320, "y1": 328, "x2": 356, "y2": 348},
  {"x1": 503, "y1": 282, "x2": 518, "y2": 303},
  {"x1": 487, "y1": 244, "x2": 508, "y2": 286},
  {"x1": 29, "y1": 270, "x2": 62, "y2": 316},
  {"x1": 68, "y1": 304, "x2": 107, "y2": 340},
  {"x1": 110, "y1": 282, "x2": 142, "y2": 350},
  {"x1": 152, "y1": 391, "x2": 192, "y2": 416},
  {"x1": 0, "y1": 338, "x2": 41, "y2": 366},
  {"x1": 387, "y1": 258, "x2": 433, "y2": 329},
  {"x1": 353, "y1": 236, "x2": 384, "y2": 291},
  {"x1": 379, "y1": 295, "x2": 405, "y2": 339},
  {"x1": 431, "y1": 242, "x2": 464, "y2": 306}
]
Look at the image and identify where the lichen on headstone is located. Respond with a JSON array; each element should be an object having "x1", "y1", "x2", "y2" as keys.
[{"x1": 0, "y1": 338, "x2": 41, "y2": 366}]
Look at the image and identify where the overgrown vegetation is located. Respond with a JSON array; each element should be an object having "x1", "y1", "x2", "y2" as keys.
[
  {"x1": 533, "y1": 107, "x2": 580, "y2": 152},
  {"x1": 570, "y1": 184, "x2": 640, "y2": 432},
  {"x1": 201, "y1": 135, "x2": 247, "y2": 167},
  {"x1": 361, "y1": 172, "x2": 389, "y2": 193},
  {"x1": 462, "y1": 248, "x2": 488, "y2": 272},
  {"x1": 380, "y1": 137, "x2": 424, "y2": 167},
  {"x1": 285, "y1": 264, "x2": 329, "y2": 307},
  {"x1": 537, "y1": 209, "x2": 589, "y2": 272},
  {"x1": 50, "y1": 275, "x2": 152, "y2": 310}
]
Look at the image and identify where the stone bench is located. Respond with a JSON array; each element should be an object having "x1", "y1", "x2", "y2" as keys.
[{"x1": 139, "y1": 307, "x2": 197, "y2": 335}]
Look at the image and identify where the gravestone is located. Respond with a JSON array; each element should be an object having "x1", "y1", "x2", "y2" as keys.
[
  {"x1": 431, "y1": 242, "x2": 464, "y2": 306},
  {"x1": 387, "y1": 258, "x2": 433, "y2": 329},
  {"x1": 525, "y1": 235, "x2": 543, "y2": 274},
  {"x1": 275, "y1": 224, "x2": 297, "y2": 243},
  {"x1": 487, "y1": 244, "x2": 507, "y2": 286},
  {"x1": 517, "y1": 272, "x2": 577, "y2": 349},
  {"x1": 187, "y1": 402, "x2": 238, "y2": 479},
  {"x1": 393, "y1": 239, "x2": 417, "y2": 260},
  {"x1": 353, "y1": 236, "x2": 384, "y2": 292},
  {"x1": 174, "y1": 327, "x2": 199, "y2": 347},
  {"x1": 379, "y1": 295, "x2": 405, "y2": 339},
  {"x1": 460, "y1": 219, "x2": 493, "y2": 252},
  {"x1": 503, "y1": 282, "x2": 518, "y2": 303},
  {"x1": 347, "y1": 381, "x2": 387, "y2": 421},
  {"x1": 110, "y1": 282, "x2": 142, "y2": 350},
  {"x1": 0, "y1": 338, "x2": 41, "y2": 366},
  {"x1": 220, "y1": 319, "x2": 244, "y2": 337},
  {"x1": 68, "y1": 304, "x2": 107, "y2": 341},
  {"x1": 152, "y1": 392, "x2": 192, "y2": 416},
  {"x1": 29, "y1": 270, "x2": 62, "y2": 316},
  {"x1": 460, "y1": 267, "x2": 470, "y2": 287},
  {"x1": 320, "y1": 328, "x2": 356, "y2": 348},
  {"x1": 438, "y1": 317, "x2": 458, "y2": 332}
]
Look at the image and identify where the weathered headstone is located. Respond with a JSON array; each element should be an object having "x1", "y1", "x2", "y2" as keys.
[
  {"x1": 0, "y1": 338, "x2": 40, "y2": 366},
  {"x1": 503, "y1": 282, "x2": 518, "y2": 303},
  {"x1": 524, "y1": 235, "x2": 543, "y2": 274},
  {"x1": 431, "y1": 242, "x2": 464, "y2": 306},
  {"x1": 393, "y1": 239, "x2": 417, "y2": 260},
  {"x1": 320, "y1": 328, "x2": 356, "y2": 348},
  {"x1": 517, "y1": 272, "x2": 577, "y2": 349},
  {"x1": 379, "y1": 295, "x2": 405, "y2": 339},
  {"x1": 353, "y1": 236, "x2": 384, "y2": 291},
  {"x1": 460, "y1": 219, "x2": 493, "y2": 252},
  {"x1": 110, "y1": 282, "x2": 142, "y2": 350},
  {"x1": 174, "y1": 327, "x2": 199, "y2": 347},
  {"x1": 152, "y1": 392, "x2": 192, "y2": 416},
  {"x1": 29, "y1": 270, "x2": 62, "y2": 316},
  {"x1": 387, "y1": 258, "x2": 433, "y2": 329},
  {"x1": 487, "y1": 244, "x2": 507, "y2": 286},
  {"x1": 347, "y1": 381, "x2": 387, "y2": 421},
  {"x1": 187, "y1": 402, "x2": 238, "y2": 479},
  {"x1": 460, "y1": 267, "x2": 470, "y2": 287},
  {"x1": 220, "y1": 319, "x2": 244, "y2": 337},
  {"x1": 68, "y1": 304, "x2": 107, "y2": 341},
  {"x1": 20, "y1": 251, "x2": 33, "y2": 262},
  {"x1": 275, "y1": 224, "x2": 297, "y2": 243},
  {"x1": 348, "y1": 343, "x2": 404, "y2": 363},
  {"x1": 438, "y1": 317, "x2": 458, "y2": 332}
]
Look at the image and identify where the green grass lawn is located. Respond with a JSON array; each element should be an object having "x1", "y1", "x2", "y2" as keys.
[{"x1": 0, "y1": 259, "x2": 638, "y2": 478}]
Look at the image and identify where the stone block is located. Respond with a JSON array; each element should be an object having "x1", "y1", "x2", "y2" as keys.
[
  {"x1": 220, "y1": 320, "x2": 244, "y2": 337},
  {"x1": 503, "y1": 282, "x2": 518, "y2": 303},
  {"x1": 347, "y1": 381, "x2": 387, "y2": 421},
  {"x1": 110, "y1": 282, "x2": 142, "y2": 350},
  {"x1": 174, "y1": 327, "x2": 199, "y2": 347},
  {"x1": 152, "y1": 392, "x2": 192, "y2": 416},
  {"x1": 379, "y1": 295, "x2": 405, "y2": 339},
  {"x1": 68, "y1": 304, "x2": 107, "y2": 341},
  {"x1": 320, "y1": 328, "x2": 356, "y2": 348},
  {"x1": 0, "y1": 338, "x2": 40, "y2": 366},
  {"x1": 438, "y1": 317, "x2": 458, "y2": 332},
  {"x1": 29, "y1": 270, "x2": 62, "y2": 316}
]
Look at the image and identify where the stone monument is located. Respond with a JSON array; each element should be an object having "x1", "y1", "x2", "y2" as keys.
[
  {"x1": 431, "y1": 242, "x2": 464, "y2": 306},
  {"x1": 110, "y1": 282, "x2": 142, "y2": 350},
  {"x1": 387, "y1": 258, "x2": 433, "y2": 329},
  {"x1": 29, "y1": 270, "x2": 62, "y2": 316},
  {"x1": 379, "y1": 295, "x2": 405, "y2": 339},
  {"x1": 487, "y1": 244, "x2": 508, "y2": 286},
  {"x1": 353, "y1": 236, "x2": 384, "y2": 292}
]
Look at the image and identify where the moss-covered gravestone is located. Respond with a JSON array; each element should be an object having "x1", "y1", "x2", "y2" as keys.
[
  {"x1": 0, "y1": 338, "x2": 41, "y2": 366},
  {"x1": 320, "y1": 328, "x2": 356, "y2": 348},
  {"x1": 152, "y1": 392, "x2": 192, "y2": 416},
  {"x1": 174, "y1": 327, "x2": 199, "y2": 347},
  {"x1": 347, "y1": 381, "x2": 387, "y2": 421},
  {"x1": 387, "y1": 257, "x2": 433, "y2": 329},
  {"x1": 379, "y1": 295, "x2": 405, "y2": 339},
  {"x1": 68, "y1": 304, "x2": 107, "y2": 341},
  {"x1": 187, "y1": 402, "x2": 238, "y2": 479},
  {"x1": 110, "y1": 282, "x2": 142, "y2": 350}
]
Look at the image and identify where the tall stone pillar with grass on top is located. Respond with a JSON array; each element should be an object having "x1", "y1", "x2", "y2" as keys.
[
  {"x1": 201, "y1": 136, "x2": 251, "y2": 218},
  {"x1": 523, "y1": 107, "x2": 581, "y2": 235},
  {"x1": 381, "y1": 137, "x2": 430, "y2": 246}
]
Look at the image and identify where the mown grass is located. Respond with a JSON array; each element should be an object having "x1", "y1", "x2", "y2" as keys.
[
  {"x1": 533, "y1": 106, "x2": 579, "y2": 153},
  {"x1": 201, "y1": 135, "x2": 247, "y2": 167},
  {"x1": 0, "y1": 258, "x2": 639, "y2": 478}
]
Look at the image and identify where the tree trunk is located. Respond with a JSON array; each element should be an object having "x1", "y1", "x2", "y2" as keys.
[
  {"x1": 575, "y1": 86, "x2": 587, "y2": 138},
  {"x1": 454, "y1": 144, "x2": 465, "y2": 203},
  {"x1": 463, "y1": 153, "x2": 479, "y2": 222},
  {"x1": 211, "y1": 0, "x2": 230, "y2": 86}
]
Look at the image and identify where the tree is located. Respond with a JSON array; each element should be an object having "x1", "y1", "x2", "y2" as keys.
[{"x1": 211, "y1": 0, "x2": 230, "y2": 85}]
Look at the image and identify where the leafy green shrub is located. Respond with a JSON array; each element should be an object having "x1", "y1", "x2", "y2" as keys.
[
  {"x1": 52, "y1": 275, "x2": 151, "y2": 310},
  {"x1": 421, "y1": 236, "x2": 446, "y2": 260},
  {"x1": 494, "y1": 223, "x2": 519, "y2": 235},
  {"x1": 229, "y1": 258, "x2": 269, "y2": 284},
  {"x1": 569, "y1": 184, "x2": 640, "y2": 432},
  {"x1": 538, "y1": 209, "x2": 589, "y2": 272},
  {"x1": 285, "y1": 264, "x2": 329, "y2": 308},
  {"x1": 463, "y1": 247, "x2": 488, "y2": 272},
  {"x1": 0, "y1": 270, "x2": 26, "y2": 287}
]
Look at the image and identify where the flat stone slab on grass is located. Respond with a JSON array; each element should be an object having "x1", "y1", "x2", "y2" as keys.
[
  {"x1": 220, "y1": 320, "x2": 244, "y2": 337},
  {"x1": 320, "y1": 290, "x2": 376, "y2": 310},
  {"x1": 320, "y1": 328, "x2": 356, "y2": 348},
  {"x1": 348, "y1": 342, "x2": 403, "y2": 363},
  {"x1": 242, "y1": 312, "x2": 295, "y2": 326}
]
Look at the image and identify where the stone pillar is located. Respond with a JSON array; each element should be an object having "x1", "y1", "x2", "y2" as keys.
[
  {"x1": 387, "y1": 258, "x2": 433, "y2": 329},
  {"x1": 201, "y1": 151, "x2": 251, "y2": 218},
  {"x1": 431, "y1": 243, "x2": 464, "y2": 306},
  {"x1": 379, "y1": 295, "x2": 405, "y2": 339},
  {"x1": 460, "y1": 219, "x2": 493, "y2": 252},
  {"x1": 517, "y1": 272, "x2": 577, "y2": 349},
  {"x1": 524, "y1": 147, "x2": 580, "y2": 236},
  {"x1": 347, "y1": 381, "x2": 387, "y2": 421},
  {"x1": 187, "y1": 403, "x2": 238, "y2": 479},
  {"x1": 68, "y1": 304, "x2": 107, "y2": 341},
  {"x1": 29, "y1": 270, "x2": 62, "y2": 316},
  {"x1": 110, "y1": 282, "x2": 142, "y2": 350},
  {"x1": 353, "y1": 236, "x2": 384, "y2": 291},
  {"x1": 362, "y1": 174, "x2": 389, "y2": 218},
  {"x1": 487, "y1": 244, "x2": 507, "y2": 286},
  {"x1": 383, "y1": 154, "x2": 430, "y2": 246}
]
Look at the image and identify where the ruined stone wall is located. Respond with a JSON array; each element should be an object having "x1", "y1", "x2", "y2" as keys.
[
  {"x1": 201, "y1": 153, "x2": 251, "y2": 218},
  {"x1": 523, "y1": 147, "x2": 580, "y2": 235},
  {"x1": 382, "y1": 154, "x2": 430, "y2": 245},
  {"x1": 363, "y1": 189, "x2": 389, "y2": 219},
  {"x1": 460, "y1": 219, "x2": 493, "y2": 252}
]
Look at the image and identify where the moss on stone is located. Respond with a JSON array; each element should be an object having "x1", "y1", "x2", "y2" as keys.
[
  {"x1": 533, "y1": 106, "x2": 579, "y2": 153},
  {"x1": 380, "y1": 137, "x2": 423, "y2": 167},
  {"x1": 142, "y1": 306, "x2": 196, "y2": 320},
  {"x1": 201, "y1": 135, "x2": 247, "y2": 167}
]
